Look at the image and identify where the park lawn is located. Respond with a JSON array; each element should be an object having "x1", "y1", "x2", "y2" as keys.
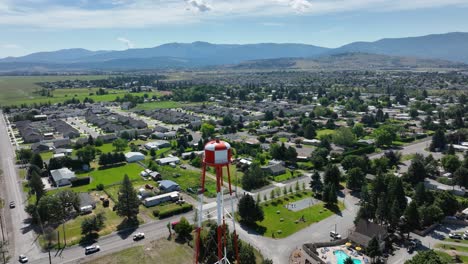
[
  {"x1": 40, "y1": 151, "x2": 54, "y2": 161},
  {"x1": 158, "y1": 165, "x2": 217, "y2": 198},
  {"x1": 256, "y1": 192, "x2": 344, "y2": 238},
  {"x1": 316, "y1": 129, "x2": 335, "y2": 139},
  {"x1": 84, "y1": 238, "x2": 194, "y2": 264},
  {"x1": 0, "y1": 75, "x2": 106, "y2": 106}
]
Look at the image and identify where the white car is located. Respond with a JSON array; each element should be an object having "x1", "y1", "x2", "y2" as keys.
[
  {"x1": 85, "y1": 245, "x2": 100, "y2": 255},
  {"x1": 463, "y1": 233, "x2": 468, "y2": 240},
  {"x1": 133, "y1": 232, "x2": 145, "y2": 241},
  {"x1": 330, "y1": 231, "x2": 342, "y2": 239},
  {"x1": 19, "y1": 255, "x2": 28, "y2": 263},
  {"x1": 449, "y1": 233, "x2": 462, "y2": 239}
]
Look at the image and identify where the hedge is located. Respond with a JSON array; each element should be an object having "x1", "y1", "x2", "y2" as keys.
[
  {"x1": 70, "y1": 177, "x2": 91, "y2": 187},
  {"x1": 154, "y1": 203, "x2": 193, "y2": 219},
  {"x1": 343, "y1": 145, "x2": 375, "y2": 156}
]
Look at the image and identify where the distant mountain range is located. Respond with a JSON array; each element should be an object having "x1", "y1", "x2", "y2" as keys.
[
  {"x1": 1, "y1": 32, "x2": 467, "y2": 72},
  {"x1": 228, "y1": 53, "x2": 467, "y2": 71}
]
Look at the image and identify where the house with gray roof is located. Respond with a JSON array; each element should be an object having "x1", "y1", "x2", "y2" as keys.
[{"x1": 50, "y1": 168, "x2": 77, "y2": 187}]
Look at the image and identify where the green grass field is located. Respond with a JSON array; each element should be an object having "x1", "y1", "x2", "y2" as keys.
[
  {"x1": 435, "y1": 243, "x2": 468, "y2": 253},
  {"x1": 84, "y1": 238, "x2": 194, "y2": 264},
  {"x1": 158, "y1": 165, "x2": 217, "y2": 198},
  {"x1": 0, "y1": 76, "x2": 162, "y2": 106},
  {"x1": 50, "y1": 163, "x2": 145, "y2": 193},
  {"x1": 39, "y1": 151, "x2": 54, "y2": 161},
  {"x1": 133, "y1": 101, "x2": 182, "y2": 110},
  {"x1": 255, "y1": 191, "x2": 344, "y2": 238},
  {"x1": 0, "y1": 75, "x2": 105, "y2": 106},
  {"x1": 435, "y1": 250, "x2": 468, "y2": 263},
  {"x1": 316, "y1": 129, "x2": 335, "y2": 139}
]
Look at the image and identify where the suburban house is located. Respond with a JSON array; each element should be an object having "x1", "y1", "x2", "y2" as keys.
[
  {"x1": 144, "y1": 140, "x2": 171, "y2": 150},
  {"x1": 50, "y1": 168, "x2": 77, "y2": 187},
  {"x1": 78, "y1": 192, "x2": 96, "y2": 213},
  {"x1": 348, "y1": 219, "x2": 389, "y2": 251},
  {"x1": 262, "y1": 163, "x2": 287, "y2": 176},
  {"x1": 125, "y1": 152, "x2": 146, "y2": 163},
  {"x1": 158, "y1": 180, "x2": 180, "y2": 192}
]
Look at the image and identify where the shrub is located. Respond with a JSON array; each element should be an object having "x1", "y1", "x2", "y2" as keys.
[
  {"x1": 96, "y1": 183, "x2": 105, "y2": 191},
  {"x1": 158, "y1": 204, "x2": 193, "y2": 219},
  {"x1": 153, "y1": 209, "x2": 160, "y2": 217}
]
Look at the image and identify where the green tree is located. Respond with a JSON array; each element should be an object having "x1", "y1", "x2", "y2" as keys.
[
  {"x1": 241, "y1": 163, "x2": 268, "y2": 191},
  {"x1": 373, "y1": 125, "x2": 396, "y2": 147},
  {"x1": 310, "y1": 171, "x2": 323, "y2": 192},
  {"x1": 201, "y1": 123, "x2": 215, "y2": 138},
  {"x1": 367, "y1": 237, "x2": 381, "y2": 263},
  {"x1": 29, "y1": 171, "x2": 45, "y2": 202},
  {"x1": 76, "y1": 145, "x2": 96, "y2": 164},
  {"x1": 404, "y1": 201, "x2": 420, "y2": 230},
  {"x1": 112, "y1": 138, "x2": 128, "y2": 152},
  {"x1": 174, "y1": 217, "x2": 193, "y2": 242},
  {"x1": 332, "y1": 127, "x2": 356, "y2": 147},
  {"x1": 30, "y1": 153, "x2": 44, "y2": 170},
  {"x1": 238, "y1": 194, "x2": 264, "y2": 225},
  {"x1": 405, "y1": 250, "x2": 447, "y2": 264},
  {"x1": 352, "y1": 123, "x2": 365, "y2": 138},
  {"x1": 405, "y1": 157, "x2": 427, "y2": 184},
  {"x1": 430, "y1": 129, "x2": 446, "y2": 152},
  {"x1": 115, "y1": 174, "x2": 140, "y2": 221},
  {"x1": 419, "y1": 204, "x2": 444, "y2": 227},
  {"x1": 442, "y1": 155, "x2": 461, "y2": 174},
  {"x1": 455, "y1": 167, "x2": 468, "y2": 188},
  {"x1": 81, "y1": 213, "x2": 106, "y2": 236},
  {"x1": 303, "y1": 124, "x2": 316, "y2": 139},
  {"x1": 324, "y1": 164, "x2": 341, "y2": 189},
  {"x1": 346, "y1": 167, "x2": 365, "y2": 190}
]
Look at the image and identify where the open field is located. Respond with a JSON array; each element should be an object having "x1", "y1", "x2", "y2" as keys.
[
  {"x1": 435, "y1": 250, "x2": 468, "y2": 263},
  {"x1": 83, "y1": 238, "x2": 193, "y2": 264},
  {"x1": 0, "y1": 75, "x2": 104, "y2": 105},
  {"x1": 157, "y1": 165, "x2": 217, "y2": 198},
  {"x1": 254, "y1": 191, "x2": 344, "y2": 238}
]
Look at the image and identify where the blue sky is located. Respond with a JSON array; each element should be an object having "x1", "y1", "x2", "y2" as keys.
[{"x1": 0, "y1": 0, "x2": 468, "y2": 58}]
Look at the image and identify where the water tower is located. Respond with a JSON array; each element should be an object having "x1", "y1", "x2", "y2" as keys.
[{"x1": 195, "y1": 139, "x2": 239, "y2": 264}]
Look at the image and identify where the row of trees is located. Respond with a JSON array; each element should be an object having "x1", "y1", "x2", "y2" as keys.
[{"x1": 98, "y1": 152, "x2": 126, "y2": 166}]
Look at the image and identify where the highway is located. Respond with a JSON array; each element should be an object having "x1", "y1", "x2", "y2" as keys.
[{"x1": 0, "y1": 111, "x2": 40, "y2": 262}]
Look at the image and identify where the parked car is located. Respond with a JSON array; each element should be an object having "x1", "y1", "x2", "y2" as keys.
[
  {"x1": 449, "y1": 233, "x2": 462, "y2": 239},
  {"x1": 18, "y1": 255, "x2": 28, "y2": 263},
  {"x1": 463, "y1": 234, "x2": 468, "y2": 240},
  {"x1": 85, "y1": 245, "x2": 100, "y2": 255},
  {"x1": 330, "y1": 231, "x2": 341, "y2": 240},
  {"x1": 9, "y1": 201, "x2": 15, "y2": 208},
  {"x1": 145, "y1": 184, "x2": 154, "y2": 190},
  {"x1": 133, "y1": 232, "x2": 145, "y2": 241}
]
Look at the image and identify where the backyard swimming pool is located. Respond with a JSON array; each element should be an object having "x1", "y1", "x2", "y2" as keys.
[{"x1": 334, "y1": 250, "x2": 362, "y2": 264}]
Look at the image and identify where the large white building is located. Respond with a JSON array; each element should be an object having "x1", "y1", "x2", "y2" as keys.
[
  {"x1": 125, "y1": 152, "x2": 145, "y2": 163},
  {"x1": 50, "y1": 168, "x2": 76, "y2": 186}
]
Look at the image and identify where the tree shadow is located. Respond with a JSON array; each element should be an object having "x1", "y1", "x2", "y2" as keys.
[
  {"x1": 79, "y1": 233, "x2": 99, "y2": 247},
  {"x1": 116, "y1": 218, "x2": 139, "y2": 240},
  {"x1": 325, "y1": 204, "x2": 342, "y2": 216},
  {"x1": 238, "y1": 221, "x2": 267, "y2": 236}
]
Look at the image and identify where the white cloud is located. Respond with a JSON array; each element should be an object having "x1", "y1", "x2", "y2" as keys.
[
  {"x1": 0, "y1": 43, "x2": 20, "y2": 49},
  {"x1": 0, "y1": 0, "x2": 466, "y2": 29},
  {"x1": 186, "y1": 0, "x2": 211, "y2": 12},
  {"x1": 117, "y1": 37, "x2": 134, "y2": 49}
]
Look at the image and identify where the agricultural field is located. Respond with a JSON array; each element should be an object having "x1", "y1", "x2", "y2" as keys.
[
  {"x1": 0, "y1": 75, "x2": 105, "y2": 106},
  {"x1": 0, "y1": 75, "x2": 162, "y2": 106}
]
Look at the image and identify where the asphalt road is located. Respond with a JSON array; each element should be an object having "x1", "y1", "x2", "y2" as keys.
[{"x1": 0, "y1": 111, "x2": 40, "y2": 262}]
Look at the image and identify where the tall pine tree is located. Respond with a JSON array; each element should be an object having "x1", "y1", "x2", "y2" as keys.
[{"x1": 116, "y1": 174, "x2": 140, "y2": 221}]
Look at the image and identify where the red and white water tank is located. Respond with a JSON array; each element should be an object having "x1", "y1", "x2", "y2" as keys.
[{"x1": 204, "y1": 139, "x2": 232, "y2": 166}]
